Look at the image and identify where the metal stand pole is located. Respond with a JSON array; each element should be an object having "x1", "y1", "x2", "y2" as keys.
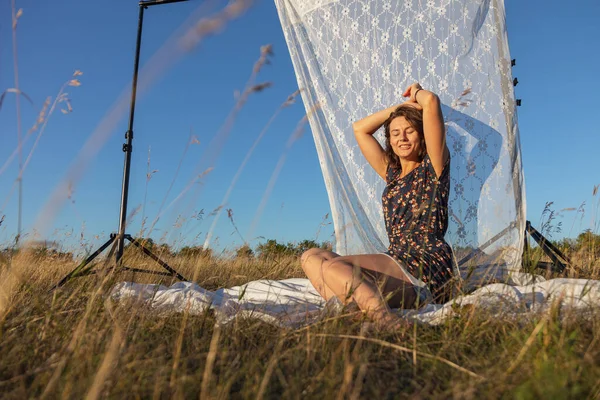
[
  {"x1": 115, "y1": 3, "x2": 145, "y2": 264},
  {"x1": 51, "y1": 0, "x2": 190, "y2": 290}
]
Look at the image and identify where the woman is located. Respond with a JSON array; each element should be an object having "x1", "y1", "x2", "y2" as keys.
[{"x1": 301, "y1": 83, "x2": 455, "y2": 327}]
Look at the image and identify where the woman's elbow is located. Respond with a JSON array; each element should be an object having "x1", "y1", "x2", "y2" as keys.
[
  {"x1": 352, "y1": 122, "x2": 365, "y2": 136},
  {"x1": 421, "y1": 92, "x2": 440, "y2": 109}
]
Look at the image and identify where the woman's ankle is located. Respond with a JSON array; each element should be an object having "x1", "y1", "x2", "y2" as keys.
[{"x1": 365, "y1": 306, "x2": 393, "y2": 323}]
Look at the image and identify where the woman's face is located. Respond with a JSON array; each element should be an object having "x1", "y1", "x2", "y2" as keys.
[{"x1": 389, "y1": 116, "x2": 423, "y2": 161}]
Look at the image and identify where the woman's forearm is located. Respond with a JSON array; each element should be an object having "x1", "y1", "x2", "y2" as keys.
[
  {"x1": 414, "y1": 89, "x2": 440, "y2": 110},
  {"x1": 352, "y1": 104, "x2": 401, "y2": 136}
]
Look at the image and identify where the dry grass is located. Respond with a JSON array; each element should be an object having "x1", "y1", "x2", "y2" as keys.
[
  {"x1": 2, "y1": 2, "x2": 599, "y2": 397},
  {"x1": 0, "y1": 248, "x2": 598, "y2": 399}
]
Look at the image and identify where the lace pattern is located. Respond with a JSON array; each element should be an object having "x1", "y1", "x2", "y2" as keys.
[{"x1": 274, "y1": 0, "x2": 525, "y2": 271}]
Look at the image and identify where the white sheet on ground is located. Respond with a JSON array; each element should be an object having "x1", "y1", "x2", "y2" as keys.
[{"x1": 110, "y1": 271, "x2": 600, "y2": 328}]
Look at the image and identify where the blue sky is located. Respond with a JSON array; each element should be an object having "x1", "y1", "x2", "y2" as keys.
[{"x1": 1, "y1": 0, "x2": 599, "y2": 254}]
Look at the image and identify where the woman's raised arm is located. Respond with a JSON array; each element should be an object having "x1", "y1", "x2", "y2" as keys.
[
  {"x1": 403, "y1": 83, "x2": 449, "y2": 178},
  {"x1": 352, "y1": 104, "x2": 401, "y2": 180}
]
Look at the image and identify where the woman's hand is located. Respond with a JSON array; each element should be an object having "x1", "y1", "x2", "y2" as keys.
[
  {"x1": 402, "y1": 82, "x2": 424, "y2": 103},
  {"x1": 403, "y1": 82, "x2": 439, "y2": 109}
]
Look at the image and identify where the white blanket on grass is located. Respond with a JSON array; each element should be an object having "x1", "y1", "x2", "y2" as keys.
[{"x1": 110, "y1": 268, "x2": 600, "y2": 328}]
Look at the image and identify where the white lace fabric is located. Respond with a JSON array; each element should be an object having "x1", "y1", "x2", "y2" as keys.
[{"x1": 274, "y1": 0, "x2": 525, "y2": 271}]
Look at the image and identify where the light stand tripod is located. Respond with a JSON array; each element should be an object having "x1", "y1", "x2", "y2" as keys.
[
  {"x1": 457, "y1": 220, "x2": 572, "y2": 273},
  {"x1": 52, "y1": 0, "x2": 191, "y2": 290}
]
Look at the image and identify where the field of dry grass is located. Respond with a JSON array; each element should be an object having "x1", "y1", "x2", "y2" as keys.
[
  {"x1": 0, "y1": 246, "x2": 598, "y2": 399},
  {"x1": 2, "y1": 2, "x2": 599, "y2": 398}
]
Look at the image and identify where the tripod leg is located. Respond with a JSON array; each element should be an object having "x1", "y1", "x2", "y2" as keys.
[
  {"x1": 526, "y1": 224, "x2": 572, "y2": 266},
  {"x1": 125, "y1": 235, "x2": 189, "y2": 281},
  {"x1": 526, "y1": 222, "x2": 570, "y2": 273},
  {"x1": 50, "y1": 235, "x2": 116, "y2": 291},
  {"x1": 523, "y1": 231, "x2": 531, "y2": 270},
  {"x1": 457, "y1": 222, "x2": 516, "y2": 267}
]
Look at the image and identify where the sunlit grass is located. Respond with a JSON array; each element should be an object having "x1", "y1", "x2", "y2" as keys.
[
  {"x1": 2, "y1": 0, "x2": 600, "y2": 397},
  {"x1": 0, "y1": 244, "x2": 598, "y2": 398}
]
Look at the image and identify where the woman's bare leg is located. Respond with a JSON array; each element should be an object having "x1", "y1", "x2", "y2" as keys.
[
  {"x1": 300, "y1": 248, "x2": 340, "y2": 301},
  {"x1": 301, "y1": 248, "x2": 419, "y2": 322},
  {"x1": 320, "y1": 254, "x2": 417, "y2": 317}
]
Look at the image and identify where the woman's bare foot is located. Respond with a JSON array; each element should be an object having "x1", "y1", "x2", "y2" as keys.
[
  {"x1": 358, "y1": 309, "x2": 412, "y2": 335},
  {"x1": 376, "y1": 312, "x2": 412, "y2": 330}
]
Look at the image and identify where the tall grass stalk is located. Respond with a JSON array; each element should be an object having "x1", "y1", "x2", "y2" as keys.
[
  {"x1": 203, "y1": 89, "x2": 301, "y2": 249},
  {"x1": 176, "y1": 44, "x2": 274, "y2": 239}
]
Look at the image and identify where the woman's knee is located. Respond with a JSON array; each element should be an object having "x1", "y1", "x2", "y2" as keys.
[
  {"x1": 321, "y1": 258, "x2": 362, "y2": 286},
  {"x1": 300, "y1": 248, "x2": 338, "y2": 269},
  {"x1": 300, "y1": 248, "x2": 323, "y2": 270}
]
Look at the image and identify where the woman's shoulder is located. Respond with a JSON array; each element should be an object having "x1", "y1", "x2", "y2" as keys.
[
  {"x1": 385, "y1": 162, "x2": 401, "y2": 183},
  {"x1": 423, "y1": 152, "x2": 451, "y2": 181}
]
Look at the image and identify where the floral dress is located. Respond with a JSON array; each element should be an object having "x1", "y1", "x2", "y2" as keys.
[{"x1": 382, "y1": 154, "x2": 454, "y2": 302}]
